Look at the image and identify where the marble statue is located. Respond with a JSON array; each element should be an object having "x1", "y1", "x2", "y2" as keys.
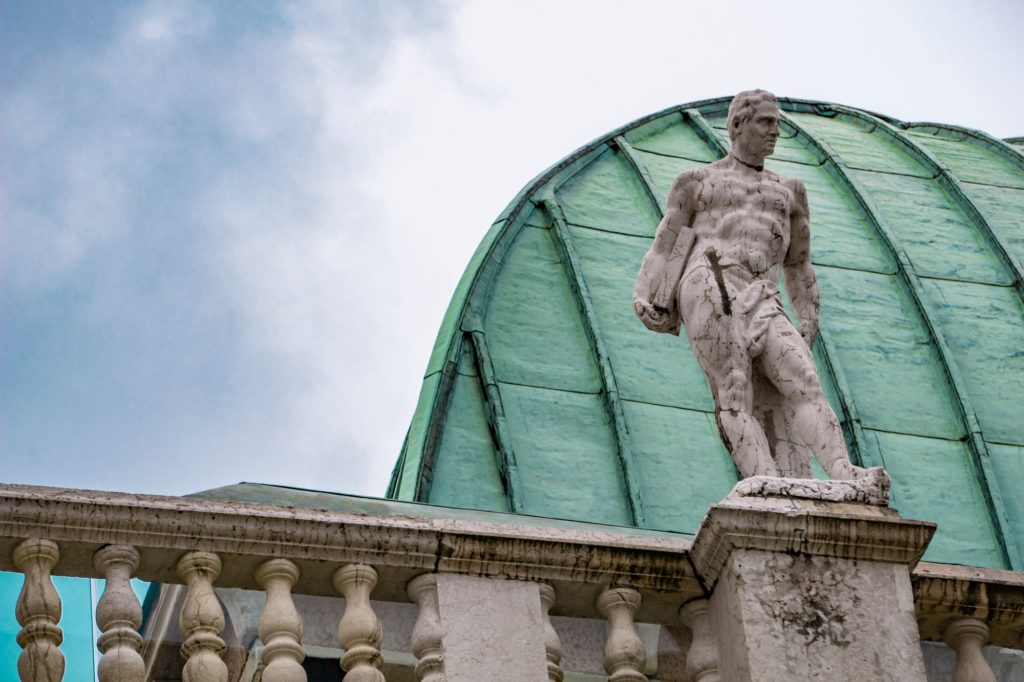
[{"x1": 633, "y1": 89, "x2": 881, "y2": 482}]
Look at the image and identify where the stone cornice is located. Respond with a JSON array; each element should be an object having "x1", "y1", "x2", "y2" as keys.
[
  {"x1": 0, "y1": 483, "x2": 698, "y2": 621},
  {"x1": 689, "y1": 496, "x2": 937, "y2": 589},
  {"x1": 6, "y1": 482, "x2": 1024, "y2": 637},
  {"x1": 913, "y1": 561, "x2": 1024, "y2": 648}
]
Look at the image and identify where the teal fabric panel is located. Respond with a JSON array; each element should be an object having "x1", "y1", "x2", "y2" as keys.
[
  {"x1": 0, "y1": 572, "x2": 96, "y2": 682},
  {"x1": 484, "y1": 225, "x2": 601, "y2": 392},
  {"x1": 852, "y1": 169, "x2": 1012, "y2": 285},
  {"x1": 623, "y1": 401, "x2": 736, "y2": 534},
  {"x1": 556, "y1": 147, "x2": 660, "y2": 237},
  {"x1": 567, "y1": 224, "x2": 714, "y2": 412},
  {"x1": 498, "y1": 382, "x2": 633, "y2": 526},
  {"x1": 626, "y1": 113, "x2": 720, "y2": 162},
  {"x1": 788, "y1": 112, "x2": 930, "y2": 178},
  {"x1": 429, "y1": 345, "x2": 509, "y2": 512},
  {"x1": 923, "y1": 279, "x2": 1024, "y2": 445},
  {"x1": 907, "y1": 131, "x2": 1024, "y2": 189},
  {"x1": 873, "y1": 431, "x2": 1006, "y2": 569},
  {"x1": 816, "y1": 266, "x2": 963, "y2": 439}
]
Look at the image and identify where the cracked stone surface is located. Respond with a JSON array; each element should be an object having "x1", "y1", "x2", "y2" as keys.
[
  {"x1": 633, "y1": 89, "x2": 875, "y2": 482},
  {"x1": 730, "y1": 467, "x2": 891, "y2": 506},
  {"x1": 711, "y1": 549, "x2": 928, "y2": 681},
  {"x1": 436, "y1": 574, "x2": 548, "y2": 681}
]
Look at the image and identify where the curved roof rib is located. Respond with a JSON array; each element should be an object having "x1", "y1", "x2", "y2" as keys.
[
  {"x1": 782, "y1": 105, "x2": 1018, "y2": 570},
  {"x1": 835, "y1": 106, "x2": 1024, "y2": 300}
]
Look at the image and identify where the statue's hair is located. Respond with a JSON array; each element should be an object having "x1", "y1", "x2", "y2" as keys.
[{"x1": 727, "y1": 90, "x2": 778, "y2": 142}]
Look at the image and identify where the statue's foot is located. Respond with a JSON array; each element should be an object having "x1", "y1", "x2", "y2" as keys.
[{"x1": 827, "y1": 461, "x2": 870, "y2": 481}]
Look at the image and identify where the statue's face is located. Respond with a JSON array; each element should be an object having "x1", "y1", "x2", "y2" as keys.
[{"x1": 736, "y1": 100, "x2": 780, "y2": 159}]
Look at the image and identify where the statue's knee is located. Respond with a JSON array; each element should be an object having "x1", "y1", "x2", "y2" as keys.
[
  {"x1": 797, "y1": 365, "x2": 822, "y2": 397},
  {"x1": 718, "y1": 369, "x2": 751, "y2": 411}
]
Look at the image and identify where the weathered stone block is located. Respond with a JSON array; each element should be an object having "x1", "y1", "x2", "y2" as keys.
[
  {"x1": 691, "y1": 481, "x2": 936, "y2": 682},
  {"x1": 436, "y1": 574, "x2": 549, "y2": 681}
]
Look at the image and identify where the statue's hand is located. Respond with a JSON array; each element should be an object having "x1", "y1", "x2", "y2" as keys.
[
  {"x1": 798, "y1": 319, "x2": 818, "y2": 348},
  {"x1": 634, "y1": 297, "x2": 678, "y2": 334}
]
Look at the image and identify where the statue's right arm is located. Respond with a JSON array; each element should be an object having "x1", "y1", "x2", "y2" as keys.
[{"x1": 633, "y1": 170, "x2": 699, "y2": 333}]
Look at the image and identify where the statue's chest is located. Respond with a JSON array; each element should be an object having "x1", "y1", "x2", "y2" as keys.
[{"x1": 700, "y1": 174, "x2": 791, "y2": 217}]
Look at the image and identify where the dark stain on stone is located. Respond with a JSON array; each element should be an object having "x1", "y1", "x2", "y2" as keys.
[{"x1": 705, "y1": 249, "x2": 732, "y2": 316}]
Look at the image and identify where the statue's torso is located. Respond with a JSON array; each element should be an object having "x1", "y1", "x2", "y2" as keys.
[{"x1": 683, "y1": 162, "x2": 796, "y2": 291}]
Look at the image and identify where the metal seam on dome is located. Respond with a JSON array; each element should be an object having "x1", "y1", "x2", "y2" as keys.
[
  {"x1": 837, "y1": 107, "x2": 1024, "y2": 300},
  {"x1": 613, "y1": 136, "x2": 661, "y2": 210},
  {"x1": 781, "y1": 109, "x2": 1020, "y2": 570},
  {"x1": 902, "y1": 122, "x2": 1024, "y2": 178},
  {"x1": 816, "y1": 329, "x2": 877, "y2": 469},
  {"x1": 833, "y1": 108, "x2": 1024, "y2": 571},
  {"x1": 540, "y1": 195, "x2": 647, "y2": 527},
  {"x1": 413, "y1": 336, "x2": 463, "y2": 503},
  {"x1": 467, "y1": 330, "x2": 524, "y2": 513},
  {"x1": 392, "y1": 99, "x2": 743, "y2": 502},
  {"x1": 683, "y1": 109, "x2": 730, "y2": 158},
  {"x1": 386, "y1": 431, "x2": 410, "y2": 497}
]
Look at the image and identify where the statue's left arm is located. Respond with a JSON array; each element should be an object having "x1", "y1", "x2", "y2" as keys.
[{"x1": 783, "y1": 179, "x2": 819, "y2": 348}]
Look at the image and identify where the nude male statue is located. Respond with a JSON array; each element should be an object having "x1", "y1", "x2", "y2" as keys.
[{"x1": 633, "y1": 90, "x2": 873, "y2": 481}]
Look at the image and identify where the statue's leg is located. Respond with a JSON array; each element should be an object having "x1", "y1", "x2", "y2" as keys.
[
  {"x1": 710, "y1": 351, "x2": 777, "y2": 479},
  {"x1": 752, "y1": 372, "x2": 812, "y2": 478},
  {"x1": 757, "y1": 316, "x2": 867, "y2": 480},
  {"x1": 680, "y1": 270, "x2": 775, "y2": 478}
]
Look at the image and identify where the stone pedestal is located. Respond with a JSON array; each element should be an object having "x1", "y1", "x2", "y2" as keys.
[{"x1": 689, "y1": 477, "x2": 936, "y2": 682}]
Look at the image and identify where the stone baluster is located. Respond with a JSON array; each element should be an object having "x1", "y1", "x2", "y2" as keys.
[
  {"x1": 93, "y1": 545, "x2": 144, "y2": 681},
  {"x1": 13, "y1": 538, "x2": 65, "y2": 682},
  {"x1": 538, "y1": 583, "x2": 563, "y2": 682},
  {"x1": 177, "y1": 551, "x2": 228, "y2": 682},
  {"x1": 407, "y1": 574, "x2": 444, "y2": 682},
  {"x1": 333, "y1": 564, "x2": 384, "y2": 682},
  {"x1": 679, "y1": 599, "x2": 719, "y2": 682},
  {"x1": 255, "y1": 558, "x2": 306, "y2": 682},
  {"x1": 597, "y1": 585, "x2": 648, "y2": 682},
  {"x1": 943, "y1": 618, "x2": 997, "y2": 682}
]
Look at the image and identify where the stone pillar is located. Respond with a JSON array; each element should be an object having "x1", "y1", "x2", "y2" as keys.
[
  {"x1": 434, "y1": 573, "x2": 549, "y2": 681},
  {"x1": 688, "y1": 477, "x2": 935, "y2": 682}
]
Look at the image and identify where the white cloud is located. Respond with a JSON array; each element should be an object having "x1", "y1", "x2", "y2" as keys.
[{"x1": 2, "y1": 0, "x2": 1022, "y2": 498}]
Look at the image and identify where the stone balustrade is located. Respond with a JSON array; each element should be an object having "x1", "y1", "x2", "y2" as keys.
[
  {"x1": 0, "y1": 483, "x2": 696, "y2": 681},
  {"x1": 914, "y1": 562, "x2": 1024, "y2": 682},
  {"x1": 1, "y1": 482, "x2": 1023, "y2": 681}
]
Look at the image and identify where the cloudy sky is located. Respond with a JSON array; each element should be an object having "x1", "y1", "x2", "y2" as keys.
[{"x1": 2, "y1": 0, "x2": 1022, "y2": 499}]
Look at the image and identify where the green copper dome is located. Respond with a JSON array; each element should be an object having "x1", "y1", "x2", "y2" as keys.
[{"x1": 388, "y1": 96, "x2": 1024, "y2": 571}]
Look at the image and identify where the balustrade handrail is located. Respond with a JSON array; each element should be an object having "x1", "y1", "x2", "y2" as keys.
[
  {"x1": 0, "y1": 482, "x2": 698, "y2": 619},
  {"x1": 3, "y1": 482, "x2": 1024, "y2": 682}
]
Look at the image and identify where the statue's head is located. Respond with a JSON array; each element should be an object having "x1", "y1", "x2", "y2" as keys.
[{"x1": 727, "y1": 89, "x2": 780, "y2": 160}]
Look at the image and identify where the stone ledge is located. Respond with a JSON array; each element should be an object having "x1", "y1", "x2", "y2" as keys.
[
  {"x1": 913, "y1": 561, "x2": 1024, "y2": 648},
  {"x1": 0, "y1": 483, "x2": 699, "y2": 621},
  {"x1": 690, "y1": 495, "x2": 936, "y2": 589}
]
